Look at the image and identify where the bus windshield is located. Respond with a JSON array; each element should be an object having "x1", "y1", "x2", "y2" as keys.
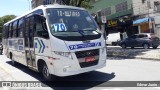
[{"x1": 46, "y1": 8, "x2": 100, "y2": 37}]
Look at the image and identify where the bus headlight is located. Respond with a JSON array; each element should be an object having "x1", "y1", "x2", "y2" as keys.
[{"x1": 54, "y1": 51, "x2": 73, "y2": 59}]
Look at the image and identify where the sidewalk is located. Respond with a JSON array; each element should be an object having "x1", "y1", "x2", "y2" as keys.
[{"x1": 107, "y1": 46, "x2": 160, "y2": 60}]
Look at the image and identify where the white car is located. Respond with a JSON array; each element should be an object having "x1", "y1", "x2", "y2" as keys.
[{"x1": 106, "y1": 32, "x2": 121, "y2": 45}]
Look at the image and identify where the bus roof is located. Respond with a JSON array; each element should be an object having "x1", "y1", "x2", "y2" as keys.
[
  {"x1": 43, "y1": 4, "x2": 85, "y2": 10},
  {"x1": 4, "y1": 4, "x2": 86, "y2": 25}
]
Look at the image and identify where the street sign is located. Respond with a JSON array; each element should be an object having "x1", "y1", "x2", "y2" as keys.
[{"x1": 101, "y1": 16, "x2": 106, "y2": 23}]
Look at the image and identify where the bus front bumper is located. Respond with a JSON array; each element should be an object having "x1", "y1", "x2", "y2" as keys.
[{"x1": 54, "y1": 62, "x2": 106, "y2": 77}]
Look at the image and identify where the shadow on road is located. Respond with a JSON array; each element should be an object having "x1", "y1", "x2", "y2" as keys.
[{"x1": 6, "y1": 61, "x2": 115, "y2": 90}]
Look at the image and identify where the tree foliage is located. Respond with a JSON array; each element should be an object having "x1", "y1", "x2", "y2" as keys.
[
  {"x1": 61, "y1": 0, "x2": 93, "y2": 9},
  {"x1": 0, "y1": 15, "x2": 16, "y2": 40}
]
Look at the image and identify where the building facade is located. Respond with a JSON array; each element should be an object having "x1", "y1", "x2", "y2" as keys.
[
  {"x1": 89, "y1": 0, "x2": 133, "y2": 38},
  {"x1": 31, "y1": 0, "x2": 64, "y2": 9},
  {"x1": 90, "y1": 0, "x2": 133, "y2": 21},
  {"x1": 31, "y1": 0, "x2": 160, "y2": 38},
  {"x1": 132, "y1": 0, "x2": 160, "y2": 37},
  {"x1": 89, "y1": 0, "x2": 160, "y2": 38}
]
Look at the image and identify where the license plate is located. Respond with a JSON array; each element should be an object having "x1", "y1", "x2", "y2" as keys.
[{"x1": 85, "y1": 57, "x2": 96, "y2": 62}]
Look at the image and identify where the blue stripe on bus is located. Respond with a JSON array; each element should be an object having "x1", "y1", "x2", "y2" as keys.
[{"x1": 69, "y1": 42, "x2": 101, "y2": 50}]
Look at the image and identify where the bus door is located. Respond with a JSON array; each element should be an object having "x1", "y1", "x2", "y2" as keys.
[{"x1": 25, "y1": 16, "x2": 36, "y2": 68}]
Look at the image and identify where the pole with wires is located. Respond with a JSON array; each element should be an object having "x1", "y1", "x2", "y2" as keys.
[
  {"x1": 27, "y1": 0, "x2": 30, "y2": 10},
  {"x1": 54, "y1": 0, "x2": 57, "y2": 4}
]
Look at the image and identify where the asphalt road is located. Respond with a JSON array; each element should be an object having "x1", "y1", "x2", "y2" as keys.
[{"x1": 0, "y1": 55, "x2": 160, "y2": 90}]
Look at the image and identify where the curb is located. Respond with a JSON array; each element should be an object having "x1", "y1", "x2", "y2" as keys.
[{"x1": 107, "y1": 55, "x2": 160, "y2": 61}]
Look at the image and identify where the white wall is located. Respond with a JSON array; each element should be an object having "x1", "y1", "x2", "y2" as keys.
[
  {"x1": 154, "y1": 15, "x2": 160, "y2": 38},
  {"x1": 132, "y1": 0, "x2": 160, "y2": 16},
  {"x1": 132, "y1": 0, "x2": 149, "y2": 16}
]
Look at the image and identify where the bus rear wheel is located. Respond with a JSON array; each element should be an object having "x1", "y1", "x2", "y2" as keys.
[{"x1": 42, "y1": 63, "x2": 53, "y2": 81}]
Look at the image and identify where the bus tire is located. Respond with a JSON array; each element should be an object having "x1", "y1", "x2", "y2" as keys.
[
  {"x1": 9, "y1": 53, "x2": 16, "y2": 66},
  {"x1": 42, "y1": 63, "x2": 53, "y2": 81}
]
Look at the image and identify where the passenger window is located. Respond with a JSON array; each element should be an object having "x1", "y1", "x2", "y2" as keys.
[
  {"x1": 29, "y1": 16, "x2": 35, "y2": 48},
  {"x1": 25, "y1": 18, "x2": 30, "y2": 47},
  {"x1": 12, "y1": 21, "x2": 18, "y2": 37},
  {"x1": 18, "y1": 18, "x2": 25, "y2": 37},
  {"x1": 2, "y1": 25, "x2": 9, "y2": 39},
  {"x1": 9, "y1": 23, "x2": 13, "y2": 38},
  {"x1": 25, "y1": 16, "x2": 35, "y2": 48},
  {"x1": 29, "y1": 17, "x2": 34, "y2": 38},
  {"x1": 25, "y1": 18, "x2": 30, "y2": 37},
  {"x1": 35, "y1": 17, "x2": 49, "y2": 39}
]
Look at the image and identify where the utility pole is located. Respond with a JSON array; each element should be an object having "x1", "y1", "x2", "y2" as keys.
[
  {"x1": 148, "y1": 0, "x2": 151, "y2": 33},
  {"x1": 54, "y1": 0, "x2": 57, "y2": 4},
  {"x1": 27, "y1": 0, "x2": 31, "y2": 10}
]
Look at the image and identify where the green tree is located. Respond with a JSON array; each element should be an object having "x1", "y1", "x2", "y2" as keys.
[
  {"x1": 62, "y1": 0, "x2": 93, "y2": 9},
  {"x1": 0, "y1": 15, "x2": 16, "y2": 40}
]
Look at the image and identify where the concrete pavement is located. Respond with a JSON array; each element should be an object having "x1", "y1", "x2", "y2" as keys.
[
  {"x1": 107, "y1": 46, "x2": 160, "y2": 60},
  {"x1": 1, "y1": 55, "x2": 160, "y2": 90}
]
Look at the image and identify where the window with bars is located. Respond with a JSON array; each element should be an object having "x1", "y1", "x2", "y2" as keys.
[
  {"x1": 100, "y1": 7, "x2": 111, "y2": 16},
  {"x1": 115, "y1": 1, "x2": 128, "y2": 13}
]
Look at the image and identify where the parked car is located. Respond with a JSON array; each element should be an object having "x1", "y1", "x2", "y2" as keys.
[
  {"x1": 0, "y1": 42, "x2": 3, "y2": 55},
  {"x1": 120, "y1": 33, "x2": 160, "y2": 49},
  {"x1": 106, "y1": 32, "x2": 121, "y2": 45}
]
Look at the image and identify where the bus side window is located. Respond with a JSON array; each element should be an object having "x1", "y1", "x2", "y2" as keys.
[
  {"x1": 9, "y1": 23, "x2": 13, "y2": 38},
  {"x1": 17, "y1": 18, "x2": 25, "y2": 38},
  {"x1": 2, "y1": 24, "x2": 9, "y2": 39},
  {"x1": 12, "y1": 21, "x2": 18, "y2": 37},
  {"x1": 35, "y1": 17, "x2": 49, "y2": 39},
  {"x1": 29, "y1": 17, "x2": 34, "y2": 38},
  {"x1": 2, "y1": 26, "x2": 5, "y2": 39},
  {"x1": 25, "y1": 18, "x2": 30, "y2": 47},
  {"x1": 29, "y1": 16, "x2": 34, "y2": 48}
]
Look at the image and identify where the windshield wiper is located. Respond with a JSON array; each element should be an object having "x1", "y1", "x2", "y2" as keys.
[
  {"x1": 83, "y1": 29, "x2": 100, "y2": 34},
  {"x1": 57, "y1": 29, "x2": 85, "y2": 36},
  {"x1": 55, "y1": 31, "x2": 77, "y2": 32},
  {"x1": 77, "y1": 29, "x2": 85, "y2": 36}
]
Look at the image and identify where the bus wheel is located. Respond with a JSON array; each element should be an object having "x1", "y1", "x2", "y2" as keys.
[
  {"x1": 10, "y1": 53, "x2": 16, "y2": 66},
  {"x1": 42, "y1": 63, "x2": 53, "y2": 81}
]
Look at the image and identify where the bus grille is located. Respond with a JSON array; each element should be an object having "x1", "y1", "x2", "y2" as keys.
[{"x1": 75, "y1": 49, "x2": 99, "y2": 68}]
